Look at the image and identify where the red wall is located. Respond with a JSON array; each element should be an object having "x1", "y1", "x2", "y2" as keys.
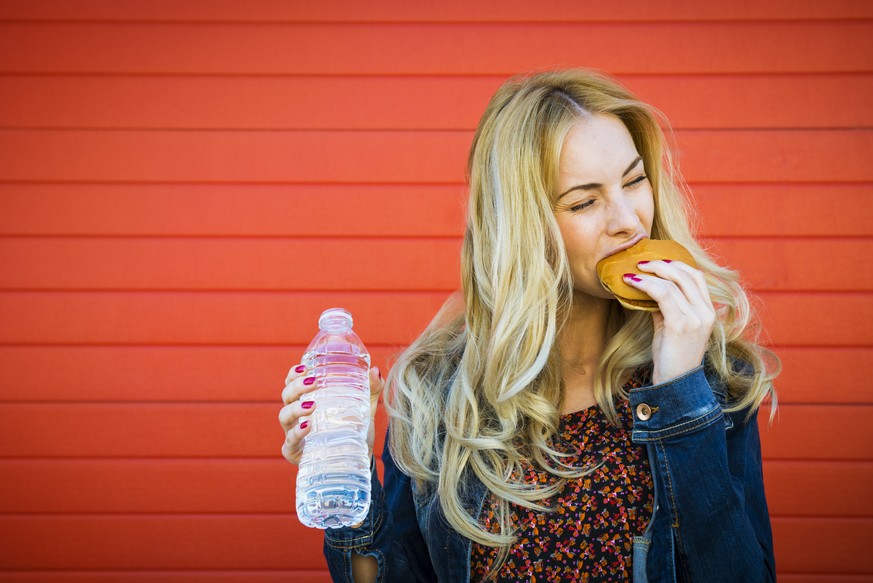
[{"x1": 0, "y1": 1, "x2": 871, "y2": 581}]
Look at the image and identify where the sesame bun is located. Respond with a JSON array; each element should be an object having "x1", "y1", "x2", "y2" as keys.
[{"x1": 596, "y1": 238, "x2": 697, "y2": 311}]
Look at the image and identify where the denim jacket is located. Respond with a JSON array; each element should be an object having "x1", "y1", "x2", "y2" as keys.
[{"x1": 323, "y1": 364, "x2": 776, "y2": 582}]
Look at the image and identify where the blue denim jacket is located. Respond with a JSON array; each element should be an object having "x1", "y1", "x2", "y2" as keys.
[{"x1": 323, "y1": 364, "x2": 776, "y2": 582}]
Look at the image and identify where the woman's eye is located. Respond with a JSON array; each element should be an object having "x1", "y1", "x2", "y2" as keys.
[
  {"x1": 625, "y1": 175, "x2": 648, "y2": 188},
  {"x1": 570, "y1": 199, "x2": 595, "y2": 212}
]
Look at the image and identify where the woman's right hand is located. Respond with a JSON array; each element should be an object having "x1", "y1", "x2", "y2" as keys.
[{"x1": 279, "y1": 364, "x2": 384, "y2": 465}]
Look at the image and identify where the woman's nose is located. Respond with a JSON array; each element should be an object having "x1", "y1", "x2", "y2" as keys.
[{"x1": 606, "y1": 196, "x2": 642, "y2": 234}]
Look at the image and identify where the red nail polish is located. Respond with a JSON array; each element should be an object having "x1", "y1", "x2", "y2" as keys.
[
  {"x1": 637, "y1": 260, "x2": 650, "y2": 265},
  {"x1": 663, "y1": 259, "x2": 673, "y2": 264},
  {"x1": 303, "y1": 376, "x2": 315, "y2": 386},
  {"x1": 300, "y1": 421, "x2": 308, "y2": 430},
  {"x1": 623, "y1": 273, "x2": 637, "y2": 279},
  {"x1": 301, "y1": 401, "x2": 314, "y2": 409},
  {"x1": 295, "y1": 365, "x2": 305, "y2": 373},
  {"x1": 631, "y1": 276, "x2": 643, "y2": 282}
]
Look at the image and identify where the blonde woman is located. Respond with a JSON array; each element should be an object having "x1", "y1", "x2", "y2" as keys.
[{"x1": 280, "y1": 69, "x2": 778, "y2": 582}]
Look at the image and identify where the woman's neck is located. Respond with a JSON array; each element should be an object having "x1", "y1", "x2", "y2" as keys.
[{"x1": 557, "y1": 294, "x2": 612, "y2": 414}]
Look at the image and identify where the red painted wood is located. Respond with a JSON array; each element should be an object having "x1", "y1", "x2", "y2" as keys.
[
  {"x1": 1, "y1": 129, "x2": 871, "y2": 183},
  {"x1": 773, "y1": 518, "x2": 873, "y2": 574},
  {"x1": 0, "y1": 573, "x2": 332, "y2": 583},
  {"x1": 0, "y1": 237, "x2": 865, "y2": 292},
  {"x1": 0, "y1": 458, "x2": 868, "y2": 517},
  {"x1": 0, "y1": 5, "x2": 869, "y2": 580},
  {"x1": 0, "y1": 515, "x2": 865, "y2": 573},
  {"x1": 0, "y1": 345, "x2": 864, "y2": 404},
  {"x1": 781, "y1": 577, "x2": 873, "y2": 583},
  {"x1": 0, "y1": 291, "x2": 452, "y2": 345},
  {"x1": 694, "y1": 184, "x2": 873, "y2": 238},
  {"x1": 758, "y1": 405, "x2": 873, "y2": 461},
  {"x1": 0, "y1": 238, "x2": 465, "y2": 291},
  {"x1": 0, "y1": 183, "x2": 469, "y2": 237},
  {"x1": 0, "y1": 291, "x2": 868, "y2": 346},
  {"x1": 764, "y1": 461, "x2": 873, "y2": 517},
  {"x1": 1, "y1": 74, "x2": 871, "y2": 130},
  {"x1": 0, "y1": 403, "x2": 865, "y2": 460},
  {"x1": 1, "y1": 0, "x2": 871, "y2": 22},
  {"x1": 0, "y1": 183, "x2": 869, "y2": 238},
  {"x1": 0, "y1": 345, "x2": 403, "y2": 402},
  {"x1": 0, "y1": 515, "x2": 326, "y2": 570},
  {"x1": 0, "y1": 22, "x2": 870, "y2": 75}
]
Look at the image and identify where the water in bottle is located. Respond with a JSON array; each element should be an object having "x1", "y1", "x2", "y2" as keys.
[{"x1": 295, "y1": 307, "x2": 372, "y2": 529}]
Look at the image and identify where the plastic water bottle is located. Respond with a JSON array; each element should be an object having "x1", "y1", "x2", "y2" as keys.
[{"x1": 295, "y1": 308, "x2": 372, "y2": 529}]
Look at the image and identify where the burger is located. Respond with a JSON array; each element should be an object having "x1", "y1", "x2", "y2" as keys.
[{"x1": 596, "y1": 238, "x2": 697, "y2": 311}]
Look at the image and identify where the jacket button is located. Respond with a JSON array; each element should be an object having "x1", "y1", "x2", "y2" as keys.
[{"x1": 636, "y1": 403, "x2": 653, "y2": 421}]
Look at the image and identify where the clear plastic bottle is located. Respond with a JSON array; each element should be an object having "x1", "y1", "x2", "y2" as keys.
[{"x1": 295, "y1": 308, "x2": 372, "y2": 529}]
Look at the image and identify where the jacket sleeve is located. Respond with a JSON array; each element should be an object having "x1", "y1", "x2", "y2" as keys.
[
  {"x1": 322, "y1": 428, "x2": 437, "y2": 582},
  {"x1": 629, "y1": 365, "x2": 776, "y2": 582}
]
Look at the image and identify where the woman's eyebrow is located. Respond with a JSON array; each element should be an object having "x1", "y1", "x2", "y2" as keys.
[{"x1": 558, "y1": 155, "x2": 643, "y2": 199}]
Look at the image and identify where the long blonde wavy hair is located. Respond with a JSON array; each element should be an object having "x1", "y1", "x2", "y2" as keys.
[{"x1": 385, "y1": 69, "x2": 779, "y2": 560}]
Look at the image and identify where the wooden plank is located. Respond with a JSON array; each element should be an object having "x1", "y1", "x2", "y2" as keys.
[
  {"x1": 0, "y1": 345, "x2": 864, "y2": 404},
  {"x1": 704, "y1": 238, "x2": 873, "y2": 292},
  {"x1": 0, "y1": 22, "x2": 870, "y2": 75},
  {"x1": 763, "y1": 461, "x2": 873, "y2": 517},
  {"x1": 0, "y1": 515, "x2": 867, "y2": 573},
  {"x1": 1, "y1": 74, "x2": 871, "y2": 130},
  {"x1": 0, "y1": 345, "x2": 406, "y2": 402},
  {"x1": 625, "y1": 74, "x2": 873, "y2": 130},
  {"x1": 1, "y1": 0, "x2": 871, "y2": 22},
  {"x1": 0, "y1": 129, "x2": 471, "y2": 184},
  {"x1": 0, "y1": 515, "x2": 326, "y2": 570},
  {"x1": 694, "y1": 184, "x2": 873, "y2": 238},
  {"x1": 773, "y1": 518, "x2": 873, "y2": 574},
  {"x1": 0, "y1": 183, "x2": 869, "y2": 238},
  {"x1": 774, "y1": 347, "x2": 870, "y2": 404},
  {"x1": 0, "y1": 291, "x2": 869, "y2": 346},
  {"x1": 754, "y1": 292, "x2": 873, "y2": 347},
  {"x1": 1, "y1": 458, "x2": 867, "y2": 517},
  {"x1": 0, "y1": 129, "x2": 871, "y2": 183},
  {"x1": 0, "y1": 237, "x2": 865, "y2": 292},
  {"x1": 759, "y1": 405, "x2": 873, "y2": 461},
  {"x1": 0, "y1": 238, "x2": 464, "y2": 292},
  {"x1": 0, "y1": 291, "x2": 452, "y2": 346},
  {"x1": 0, "y1": 573, "x2": 332, "y2": 583},
  {"x1": 0, "y1": 403, "x2": 866, "y2": 459},
  {"x1": 782, "y1": 577, "x2": 873, "y2": 583},
  {"x1": 0, "y1": 183, "x2": 469, "y2": 237}
]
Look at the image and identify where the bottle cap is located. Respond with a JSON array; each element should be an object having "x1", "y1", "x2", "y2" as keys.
[{"x1": 318, "y1": 307, "x2": 353, "y2": 332}]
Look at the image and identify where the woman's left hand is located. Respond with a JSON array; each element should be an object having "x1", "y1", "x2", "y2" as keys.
[{"x1": 624, "y1": 260, "x2": 716, "y2": 385}]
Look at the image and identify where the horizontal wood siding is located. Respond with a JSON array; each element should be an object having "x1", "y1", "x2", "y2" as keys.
[{"x1": 0, "y1": 1, "x2": 870, "y2": 580}]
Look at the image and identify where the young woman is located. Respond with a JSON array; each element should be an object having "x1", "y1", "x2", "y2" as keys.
[{"x1": 280, "y1": 69, "x2": 779, "y2": 582}]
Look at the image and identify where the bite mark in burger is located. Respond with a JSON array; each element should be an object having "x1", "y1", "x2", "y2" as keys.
[{"x1": 596, "y1": 238, "x2": 697, "y2": 311}]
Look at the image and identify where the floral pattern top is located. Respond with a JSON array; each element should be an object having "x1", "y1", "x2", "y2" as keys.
[{"x1": 470, "y1": 375, "x2": 654, "y2": 582}]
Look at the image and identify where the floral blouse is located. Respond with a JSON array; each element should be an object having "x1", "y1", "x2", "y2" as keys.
[{"x1": 471, "y1": 376, "x2": 654, "y2": 582}]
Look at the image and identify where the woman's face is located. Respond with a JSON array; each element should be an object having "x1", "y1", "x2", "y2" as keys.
[{"x1": 553, "y1": 114, "x2": 655, "y2": 300}]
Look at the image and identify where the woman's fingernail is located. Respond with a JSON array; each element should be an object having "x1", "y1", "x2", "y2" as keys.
[
  {"x1": 631, "y1": 276, "x2": 643, "y2": 282},
  {"x1": 295, "y1": 365, "x2": 305, "y2": 373},
  {"x1": 623, "y1": 273, "x2": 637, "y2": 279},
  {"x1": 663, "y1": 259, "x2": 673, "y2": 264},
  {"x1": 301, "y1": 401, "x2": 314, "y2": 409},
  {"x1": 637, "y1": 260, "x2": 650, "y2": 265},
  {"x1": 303, "y1": 376, "x2": 315, "y2": 386},
  {"x1": 300, "y1": 421, "x2": 308, "y2": 430}
]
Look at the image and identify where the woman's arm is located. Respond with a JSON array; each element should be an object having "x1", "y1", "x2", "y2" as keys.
[
  {"x1": 322, "y1": 430, "x2": 437, "y2": 582},
  {"x1": 351, "y1": 553, "x2": 377, "y2": 583},
  {"x1": 630, "y1": 366, "x2": 776, "y2": 582}
]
